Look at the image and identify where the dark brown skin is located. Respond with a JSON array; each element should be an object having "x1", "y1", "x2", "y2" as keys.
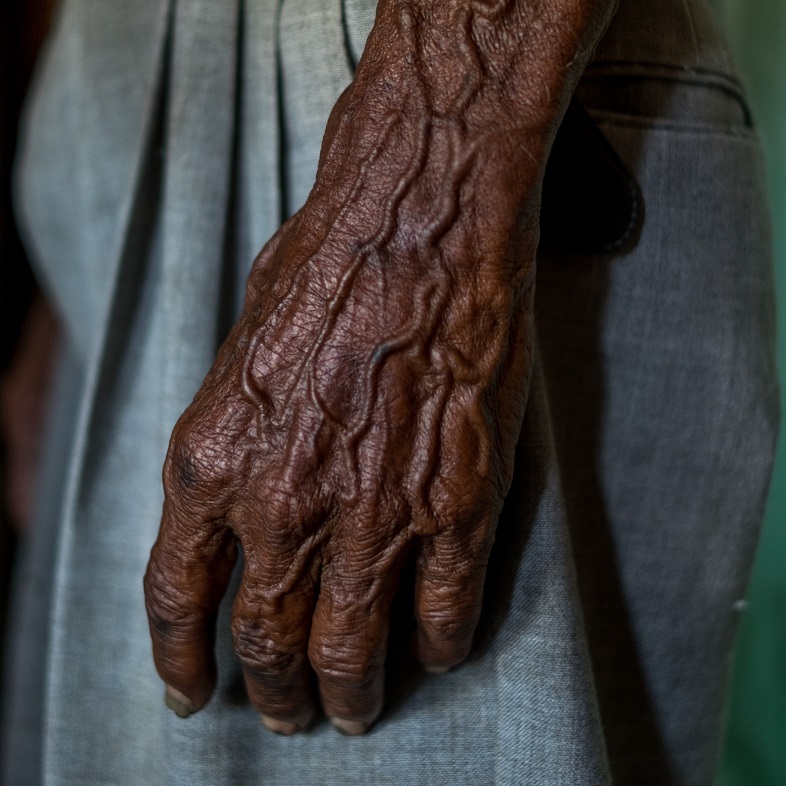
[{"x1": 144, "y1": 0, "x2": 617, "y2": 735}]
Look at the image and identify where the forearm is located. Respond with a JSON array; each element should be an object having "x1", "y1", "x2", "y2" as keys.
[
  {"x1": 358, "y1": 0, "x2": 618, "y2": 141},
  {"x1": 302, "y1": 0, "x2": 618, "y2": 283}
]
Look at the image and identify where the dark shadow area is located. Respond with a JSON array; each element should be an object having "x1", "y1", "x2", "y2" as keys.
[
  {"x1": 534, "y1": 64, "x2": 683, "y2": 783},
  {"x1": 0, "y1": 0, "x2": 57, "y2": 680},
  {"x1": 535, "y1": 242, "x2": 678, "y2": 785}
]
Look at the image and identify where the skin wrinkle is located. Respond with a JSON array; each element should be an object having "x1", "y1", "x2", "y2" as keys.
[{"x1": 144, "y1": 0, "x2": 618, "y2": 733}]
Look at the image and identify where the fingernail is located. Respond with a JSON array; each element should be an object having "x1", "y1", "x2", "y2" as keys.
[
  {"x1": 330, "y1": 717, "x2": 368, "y2": 736},
  {"x1": 423, "y1": 664, "x2": 450, "y2": 674},
  {"x1": 164, "y1": 685, "x2": 197, "y2": 718},
  {"x1": 261, "y1": 715, "x2": 301, "y2": 736}
]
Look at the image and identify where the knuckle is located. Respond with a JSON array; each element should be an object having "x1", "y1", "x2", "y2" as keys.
[
  {"x1": 165, "y1": 423, "x2": 236, "y2": 499},
  {"x1": 260, "y1": 483, "x2": 328, "y2": 549},
  {"x1": 437, "y1": 491, "x2": 494, "y2": 531},
  {"x1": 143, "y1": 564, "x2": 197, "y2": 639},
  {"x1": 426, "y1": 478, "x2": 499, "y2": 539},
  {"x1": 308, "y1": 640, "x2": 380, "y2": 688},
  {"x1": 231, "y1": 614, "x2": 299, "y2": 679},
  {"x1": 166, "y1": 434, "x2": 208, "y2": 491},
  {"x1": 419, "y1": 606, "x2": 478, "y2": 646},
  {"x1": 168, "y1": 432, "x2": 201, "y2": 491}
]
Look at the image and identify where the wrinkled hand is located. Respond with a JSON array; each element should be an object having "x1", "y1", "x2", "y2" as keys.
[{"x1": 144, "y1": 0, "x2": 616, "y2": 735}]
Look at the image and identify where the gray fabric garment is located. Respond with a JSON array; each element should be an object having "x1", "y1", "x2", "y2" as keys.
[{"x1": 1, "y1": 0, "x2": 779, "y2": 783}]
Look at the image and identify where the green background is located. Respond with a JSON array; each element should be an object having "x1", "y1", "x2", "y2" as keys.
[{"x1": 709, "y1": 1, "x2": 786, "y2": 784}]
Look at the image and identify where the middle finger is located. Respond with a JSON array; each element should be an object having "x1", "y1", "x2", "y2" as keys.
[{"x1": 231, "y1": 566, "x2": 318, "y2": 735}]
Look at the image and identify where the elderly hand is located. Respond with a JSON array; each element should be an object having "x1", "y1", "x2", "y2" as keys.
[{"x1": 144, "y1": 0, "x2": 616, "y2": 735}]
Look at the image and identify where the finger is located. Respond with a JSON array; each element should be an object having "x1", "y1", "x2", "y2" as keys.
[
  {"x1": 413, "y1": 523, "x2": 494, "y2": 673},
  {"x1": 144, "y1": 497, "x2": 237, "y2": 716},
  {"x1": 231, "y1": 569, "x2": 317, "y2": 735},
  {"x1": 308, "y1": 545, "x2": 406, "y2": 735}
]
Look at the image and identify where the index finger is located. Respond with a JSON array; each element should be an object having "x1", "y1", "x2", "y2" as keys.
[{"x1": 144, "y1": 492, "x2": 237, "y2": 716}]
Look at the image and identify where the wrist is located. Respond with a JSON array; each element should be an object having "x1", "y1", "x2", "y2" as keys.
[
  {"x1": 299, "y1": 0, "x2": 618, "y2": 282},
  {"x1": 355, "y1": 0, "x2": 618, "y2": 140}
]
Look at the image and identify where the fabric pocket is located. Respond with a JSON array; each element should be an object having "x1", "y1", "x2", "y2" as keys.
[{"x1": 576, "y1": 63, "x2": 755, "y2": 135}]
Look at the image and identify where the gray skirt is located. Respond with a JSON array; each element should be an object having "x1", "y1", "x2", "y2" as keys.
[{"x1": 2, "y1": 0, "x2": 779, "y2": 783}]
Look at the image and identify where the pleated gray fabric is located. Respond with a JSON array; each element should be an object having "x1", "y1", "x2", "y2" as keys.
[{"x1": 1, "y1": 0, "x2": 779, "y2": 784}]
